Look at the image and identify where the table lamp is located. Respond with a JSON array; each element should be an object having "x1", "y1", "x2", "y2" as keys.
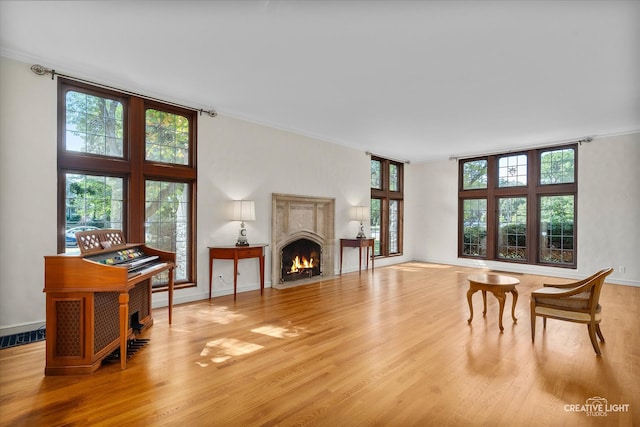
[
  {"x1": 231, "y1": 200, "x2": 255, "y2": 246},
  {"x1": 353, "y1": 206, "x2": 370, "y2": 239}
]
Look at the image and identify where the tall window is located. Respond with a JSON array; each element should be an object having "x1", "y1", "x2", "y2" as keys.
[
  {"x1": 371, "y1": 156, "x2": 403, "y2": 257},
  {"x1": 459, "y1": 145, "x2": 577, "y2": 267},
  {"x1": 58, "y1": 79, "x2": 197, "y2": 288}
]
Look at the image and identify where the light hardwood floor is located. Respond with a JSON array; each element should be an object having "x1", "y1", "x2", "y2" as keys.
[{"x1": 1, "y1": 263, "x2": 638, "y2": 426}]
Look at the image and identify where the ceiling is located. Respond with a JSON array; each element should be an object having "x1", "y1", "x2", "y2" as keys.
[{"x1": 1, "y1": 1, "x2": 639, "y2": 163}]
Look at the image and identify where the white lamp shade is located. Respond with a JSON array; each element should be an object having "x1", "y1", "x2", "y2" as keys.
[
  {"x1": 353, "y1": 206, "x2": 370, "y2": 221},
  {"x1": 231, "y1": 200, "x2": 256, "y2": 221}
]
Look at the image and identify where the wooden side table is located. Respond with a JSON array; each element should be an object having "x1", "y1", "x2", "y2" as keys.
[
  {"x1": 208, "y1": 244, "x2": 268, "y2": 299},
  {"x1": 467, "y1": 274, "x2": 519, "y2": 332},
  {"x1": 339, "y1": 238, "x2": 375, "y2": 275}
]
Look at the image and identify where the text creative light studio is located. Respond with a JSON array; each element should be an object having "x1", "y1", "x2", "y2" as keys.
[{"x1": 564, "y1": 397, "x2": 630, "y2": 417}]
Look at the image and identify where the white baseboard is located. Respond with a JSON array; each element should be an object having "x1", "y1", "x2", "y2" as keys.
[
  {"x1": 151, "y1": 282, "x2": 274, "y2": 308},
  {"x1": 413, "y1": 257, "x2": 639, "y2": 287}
]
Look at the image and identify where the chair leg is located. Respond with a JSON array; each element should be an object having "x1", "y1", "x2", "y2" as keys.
[
  {"x1": 596, "y1": 324, "x2": 605, "y2": 342},
  {"x1": 588, "y1": 323, "x2": 601, "y2": 356},
  {"x1": 530, "y1": 301, "x2": 536, "y2": 342},
  {"x1": 531, "y1": 314, "x2": 536, "y2": 342}
]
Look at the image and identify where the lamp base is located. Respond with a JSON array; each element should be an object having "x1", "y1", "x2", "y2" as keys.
[
  {"x1": 356, "y1": 221, "x2": 366, "y2": 239},
  {"x1": 236, "y1": 222, "x2": 249, "y2": 246}
]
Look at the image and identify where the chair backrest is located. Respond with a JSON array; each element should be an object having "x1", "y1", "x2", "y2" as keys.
[
  {"x1": 565, "y1": 267, "x2": 613, "y2": 290},
  {"x1": 587, "y1": 268, "x2": 614, "y2": 313}
]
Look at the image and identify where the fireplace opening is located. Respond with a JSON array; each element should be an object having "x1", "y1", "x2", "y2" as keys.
[{"x1": 281, "y1": 238, "x2": 322, "y2": 283}]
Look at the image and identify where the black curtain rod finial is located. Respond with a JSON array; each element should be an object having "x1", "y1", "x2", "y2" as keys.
[{"x1": 199, "y1": 109, "x2": 218, "y2": 118}]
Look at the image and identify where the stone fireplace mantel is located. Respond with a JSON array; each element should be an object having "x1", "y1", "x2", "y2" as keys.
[{"x1": 271, "y1": 193, "x2": 335, "y2": 289}]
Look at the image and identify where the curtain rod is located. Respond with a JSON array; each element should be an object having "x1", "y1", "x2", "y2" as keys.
[
  {"x1": 30, "y1": 64, "x2": 218, "y2": 118},
  {"x1": 448, "y1": 136, "x2": 594, "y2": 161},
  {"x1": 365, "y1": 151, "x2": 411, "y2": 164}
]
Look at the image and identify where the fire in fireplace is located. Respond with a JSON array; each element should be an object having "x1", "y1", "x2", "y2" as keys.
[{"x1": 281, "y1": 238, "x2": 321, "y2": 282}]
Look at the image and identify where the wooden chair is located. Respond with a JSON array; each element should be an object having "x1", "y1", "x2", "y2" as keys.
[{"x1": 530, "y1": 268, "x2": 613, "y2": 355}]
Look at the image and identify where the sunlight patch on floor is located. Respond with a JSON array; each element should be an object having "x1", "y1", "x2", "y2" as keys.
[
  {"x1": 250, "y1": 324, "x2": 308, "y2": 339},
  {"x1": 196, "y1": 338, "x2": 264, "y2": 367},
  {"x1": 195, "y1": 306, "x2": 246, "y2": 324},
  {"x1": 389, "y1": 262, "x2": 452, "y2": 271}
]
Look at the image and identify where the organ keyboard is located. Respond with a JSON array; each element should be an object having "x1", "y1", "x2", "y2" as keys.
[
  {"x1": 43, "y1": 229, "x2": 176, "y2": 375},
  {"x1": 83, "y1": 247, "x2": 165, "y2": 277}
]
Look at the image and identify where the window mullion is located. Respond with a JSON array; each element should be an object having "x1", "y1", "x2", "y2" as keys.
[
  {"x1": 486, "y1": 156, "x2": 497, "y2": 259},
  {"x1": 58, "y1": 155, "x2": 131, "y2": 174},
  {"x1": 527, "y1": 150, "x2": 539, "y2": 263},
  {"x1": 128, "y1": 97, "x2": 145, "y2": 243},
  {"x1": 381, "y1": 197, "x2": 389, "y2": 256}
]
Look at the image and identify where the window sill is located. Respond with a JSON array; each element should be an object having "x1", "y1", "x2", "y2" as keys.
[{"x1": 152, "y1": 282, "x2": 196, "y2": 293}]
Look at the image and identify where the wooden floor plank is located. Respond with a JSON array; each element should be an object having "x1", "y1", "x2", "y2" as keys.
[{"x1": 1, "y1": 263, "x2": 638, "y2": 426}]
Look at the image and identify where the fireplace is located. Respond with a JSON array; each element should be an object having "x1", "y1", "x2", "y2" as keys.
[
  {"x1": 281, "y1": 238, "x2": 321, "y2": 282},
  {"x1": 272, "y1": 193, "x2": 335, "y2": 289}
]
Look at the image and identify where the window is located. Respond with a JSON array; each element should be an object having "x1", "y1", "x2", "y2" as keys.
[
  {"x1": 145, "y1": 180, "x2": 190, "y2": 283},
  {"x1": 371, "y1": 156, "x2": 403, "y2": 257},
  {"x1": 462, "y1": 199, "x2": 487, "y2": 256},
  {"x1": 459, "y1": 145, "x2": 577, "y2": 267},
  {"x1": 462, "y1": 160, "x2": 487, "y2": 190},
  {"x1": 65, "y1": 174, "x2": 124, "y2": 230},
  {"x1": 498, "y1": 154, "x2": 527, "y2": 187},
  {"x1": 539, "y1": 195, "x2": 574, "y2": 264},
  {"x1": 58, "y1": 79, "x2": 197, "y2": 288},
  {"x1": 145, "y1": 109, "x2": 190, "y2": 165},
  {"x1": 65, "y1": 91, "x2": 124, "y2": 157},
  {"x1": 497, "y1": 197, "x2": 527, "y2": 260},
  {"x1": 540, "y1": 147, "x2": 575, "y2": 184}
]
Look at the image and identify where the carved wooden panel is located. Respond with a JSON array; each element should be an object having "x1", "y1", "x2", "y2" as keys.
[{"x1": 76, "y1": 229, "x2": 127, "y2": 254}]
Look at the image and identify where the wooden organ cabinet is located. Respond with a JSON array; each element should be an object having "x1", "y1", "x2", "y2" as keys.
[{"x1": 43, "y1": 229, "x2": 176, "y2": 375}]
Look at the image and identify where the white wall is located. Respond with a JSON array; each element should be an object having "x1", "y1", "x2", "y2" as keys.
[
  {"x1": 0, "y1": 58, "x2": 58, "y2": 335},
  {"x1": 0, "y1": 56, "x2": 413, "y2": 335},
  {"x1": 409, "y1": 133, "x2": 640, "y2": 286}
]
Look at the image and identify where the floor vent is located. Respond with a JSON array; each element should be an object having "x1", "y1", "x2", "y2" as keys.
[{"x1": 0, "y1": 328, "x2": 46, "y2": 350}]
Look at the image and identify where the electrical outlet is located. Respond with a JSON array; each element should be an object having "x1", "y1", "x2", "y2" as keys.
[{"x1": 618, "y1": 266, "x2": 626, "y2": 273}]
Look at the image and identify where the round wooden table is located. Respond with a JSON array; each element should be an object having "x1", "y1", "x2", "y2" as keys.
[{"x1": 467, "y1": 274, "x2": 519, "y2": 332}]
